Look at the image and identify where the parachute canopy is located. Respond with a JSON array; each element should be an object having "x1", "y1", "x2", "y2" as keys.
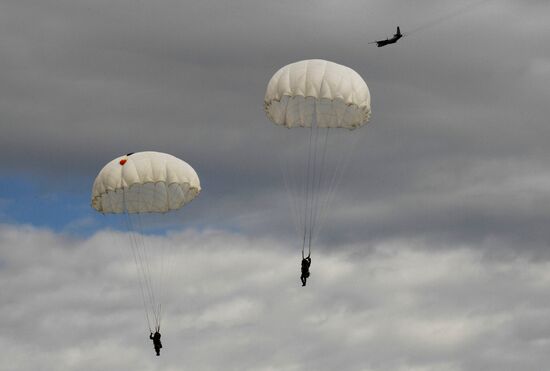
[
  {"x1": 264, "y1": 59, "x2": 371, "y2": 129},
  {"x1": 91, "y1": 151, "x2": 201, "y2": 214},
  {"x1": 263, "y1": 59, "x2": 372, "y2": 259}
]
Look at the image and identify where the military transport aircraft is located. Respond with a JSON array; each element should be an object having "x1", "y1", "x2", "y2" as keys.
[{"x1": 370, "y1": 26, "x2": 403, "y2": 47}]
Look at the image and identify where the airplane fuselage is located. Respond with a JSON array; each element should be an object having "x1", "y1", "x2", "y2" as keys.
[{"x1": 376, "y1": 34, "x2": 402, "y2": 47}]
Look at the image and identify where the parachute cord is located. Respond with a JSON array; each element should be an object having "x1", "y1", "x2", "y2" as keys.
[
  {"x1": 314, "y1": 126, "x2": 367, "y2": 243},
  {"x1": 279, "y1": 129, "x2": 304, "y2": 238},
  {"x1": 135, "y1": 185, "x2": 160, "y2": 327},
  {"x1": 309, "y1": 127, "x2": 330, "y2": 254},
  {"x1": 157, "y1": 231, "x2": 171, "y2": 330},
  {"x1": 141, "y1": 215, "x2": 161, "y2": 328},
  {"x1": 135, "y1": 183, "x2": 158, "y2": 322},
  {"x1": 307, "y1": 123, "x2": 321, "y2": 256},
  {"x1": 158, "y1": 227, "x2": 179, "y2": 330},
  {"x1": 158, "y1": 245, "x2": 173, "y2": 330},
  {"x1": 318, "y1": 135, "x2": 347, "y2": 226},
  {"x1": 122, "y1": 191, "x2": 153, "y2": 332},
  {"x1": 316, "y1": 127, "x2": 343, "y2": 242},
  {"x1": 136, "y1": 213, "x2": 161, "y2": 329},
  {"x1": 157, "y1": 237, "x2": 165, "y2": 330},
  {"x1": 128, "y1": 213, "x2": 159, "y2": 328},
  {"x1": 123, "y1": 211, "x2": 153, "y2": 333},
  {"x1": 122, "y1": 215, "x2": 152, "y2": 333},
  {"x1": 103, "y1": 220, "x2": 153, "y2": 332},
  {"x1": 302, "y1": 124, "x2": 314, "y2": 256},
  {"x1": 282, "y1": 158, "x2": 302, "y2": 236},
  {"x1": 158, "y1": 303, "x2": 162, "y2": 329},
  {"x1": 128, "y1": 215, "x2": 157, "y2": 329},
  {"x1": 127, "y1": 215, "x2": 154, "y2": 325}
]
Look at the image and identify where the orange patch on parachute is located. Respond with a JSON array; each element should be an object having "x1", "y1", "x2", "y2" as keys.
[{"x1": 119, "y1": 159, "x2": 127, "y2": 165}]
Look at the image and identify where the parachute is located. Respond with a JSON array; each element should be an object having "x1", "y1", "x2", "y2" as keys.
[
  {"x1": 264, "y1": 59, "x2": 371, "y2": 257},
  {"x1": 91, "y1": 151, "x2": 200, "y2": 331}
]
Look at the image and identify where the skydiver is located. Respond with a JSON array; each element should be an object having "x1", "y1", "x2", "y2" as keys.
[
  {"x1": 149, "y1": 327, "x2": 162, "y2": 356},
  {"x1": 300, "y1": 252, "x2": 311, "y2": 286}
]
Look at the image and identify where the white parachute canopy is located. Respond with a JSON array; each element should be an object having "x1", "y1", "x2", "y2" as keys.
[
  {"x1": 91, "y1": 151, "x2": 200, "y2": 332},
  {"x1": 264, "y1": 59, "x2": 371, "y2": 129},
  {"x1": 91, "y1": 151, "x2": 201, "y2": 214},
  {"x1": 264, "y1": 59, "x2": 371, "y2": 257}
]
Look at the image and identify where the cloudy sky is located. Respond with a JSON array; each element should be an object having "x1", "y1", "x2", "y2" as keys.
[{"x1": 2, "y1": 0, "x2": 550, "y2": 370}]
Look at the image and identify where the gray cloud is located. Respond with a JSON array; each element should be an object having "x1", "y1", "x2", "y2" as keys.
[
  {"x1": 1, "y1": 1, "x2": 550, "y2": 251},
  {"x1": 3, "y1": 225, "x2": 550, "y2": 370},
  {"x1": 4, "y1": 2, "x2": 550, "y2": 370}
]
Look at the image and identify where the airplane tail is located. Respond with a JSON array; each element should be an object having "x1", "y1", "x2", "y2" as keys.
[{"x1": 396, "y1": 26, "x2": 401, "y2": 35}]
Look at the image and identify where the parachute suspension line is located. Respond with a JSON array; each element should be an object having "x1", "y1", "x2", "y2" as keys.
[
  {"x1": 314, "y1": 126, "x2": 368, "y2": 243},
  {"x1": 279, "y1": 128, "x2": 304, "y2": 240},
  {"x1": 308, "y1": 126, "x2": 330, "y2": 253},
  {"x1": 158, "y1": 245, "x2": 171, "y2": 330},
  {"x1": 282, "y1": 157, "x2": 301, "y2": 236},
  {"x1": 135, "y1": 212, "x2": 161, "y2": 329},
  {"x1": 157, "y1": 233, "x2": 166, "y2": 329},
  {"x1": 302, "y1": 124, "x2": 315, "y2": 256},
  {"x1": 130, "y1": 197, "x2": 159, "y2": 329},
  {"x1": 306, "y1": 122, "x2": 322, "y2": 256},
  {"x1": 156, "y1": 226, "x2": 174, "y2": 329},
  {"x1": 102, "y1": 218, "x2": 152, "y2": 328},
  {"x1": 160, "y1": 225, "x2": 182, "y2": 329},
  {"x1": 313, "y1": 132, "x2": 346, "y2": 242},
  {"x1": 120, "y1": 213, "x2": 152, "y2": 333},
  {"x1": 123, "y1": 188, "x2": 160, "y2": 330},
  {"x1": 122, "y1": 208, "x2": 152, "y2": 333},
  {"x1": 128, "y1": 229, "x2": 152, "y2": 333},
  {"x1": 136, "y1": 185, "x2": 158, "y2": 322},
  {"x1": 320, "y1": 133, "x2": 348, "y2": 219},
  {"x1": 126, "y1": 212, "x2": 159, "y2": 329}
]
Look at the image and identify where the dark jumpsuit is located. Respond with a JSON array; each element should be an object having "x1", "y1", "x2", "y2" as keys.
[
  {"x1": 301, "y1": 256, "x2": 311, "y2": 286},
  {"x1": 149, "y1": 331, "x2": 162, "y2": 356}
]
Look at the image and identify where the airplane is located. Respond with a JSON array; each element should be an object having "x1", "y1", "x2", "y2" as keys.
[{"x1": 370, "y1": 26, "x2": 403, "y2": 47}]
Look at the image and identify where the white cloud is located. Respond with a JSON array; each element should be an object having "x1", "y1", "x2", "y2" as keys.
[{"x1": 2, "y1": 224, "x2": 550, "y2": 370}]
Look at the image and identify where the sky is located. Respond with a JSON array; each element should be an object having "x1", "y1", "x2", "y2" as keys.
[{"x1": 1, "y1": 0, "x2": 550, "y2": 369}]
